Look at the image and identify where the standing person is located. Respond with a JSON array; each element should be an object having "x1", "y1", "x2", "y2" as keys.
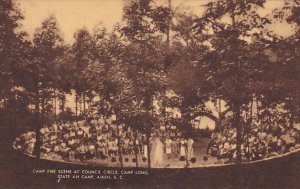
[
  {"x1": 180, "y1": 139, "x2": 186, "y2": 158},
  {"x1": 135, "y1": 136, "x2": 140, "y2": 153},
  {"x1": 143, "y1": 143, "x2": 148, "y2": 160},
  {"x1": 143, "y1": 136, "x2": 148, "y2": 159},
  {"x1": 151, "y1": 137, "x2": 164, "y2": 168},
  {"x1": 174, "y1": 138, "x2": 180, "y2": 156},
  {"x1": 165, "y1": 137, "x2": 172, "y2": 159},
  {"x1": 112, "y1": 138, "x2": 119, "y2": 156},
  {"x1": 187, "y1": 137, "x2": 194, "y2": 161}
]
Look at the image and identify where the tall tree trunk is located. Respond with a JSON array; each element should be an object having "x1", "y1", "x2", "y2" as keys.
[
  {"x1": 247, "y1": 97, "x2": 254, "y2": 160},
  {"x1": 235, "y1": 103, "x2": 242, "y2": 164},
  {"x1": 41, "y1": 91, "x2": 47, "y2": 126},
  {"x1": 144, "y1": 89, "x2": 152, "y2": 169},
  {"x1": 117, "y1": 125, "x2": 123, "y2": 167},
  {"x1": 217, "y1": 99, "x2": 222, "y2": 131},
  {"x1": 185, "y1": 141, "x2": 189, "y2": 167},
  {"x1": 79, "y1": 95, "x2": 82, "y2": 115},
  {"x1": 35, "y1": 90, "x2": 41, "y2": 159},
  {"x1": 60, "y1": 95, "x2": 65, "y2": 113},
  {"x1": 256, "y1": 98, "x2": 260, "y2": 123},
  {"x1": 75, "y1": 93, "x2": 78, "y2": 121},
  {"x1": 54, "y1": 91, "x2": 57, "y2": 122},
  {"x1": 41, "y1": 94, "x2": 45, "y2": 122},
  {"x1": 233, "y1": 58, "x2": 242, "y2": 164},
  {"x1": 83, "y1": 93, "x2": 86, "y2": 111},
  {"x1": 146, "y1": 131, "x2": 151, "y2": 168},
  {"x1": 134, "y1": 130, "x2": 139, "y2": 167},
  {"x1": 250, "y1": 97, "x2": 253, "y2": 124},
  {"x1": 166, "y1": 0, "x2": 171, "y2": 47}
]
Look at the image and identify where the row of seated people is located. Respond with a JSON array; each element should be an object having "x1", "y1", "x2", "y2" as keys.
[
  {"x1": 207, "y1": 124, "x2": 300, "y2": 163},
  {"x1": 15, "y1": 120, "x2": 143, "y2": 160},
  {"x1": 14, "y1": 118, "x2": 187, "y2": 162}
]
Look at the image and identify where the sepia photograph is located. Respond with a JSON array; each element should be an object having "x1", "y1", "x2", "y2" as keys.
[{"x1": 0, "y1": 0, "x2": 299, "y2": 188}]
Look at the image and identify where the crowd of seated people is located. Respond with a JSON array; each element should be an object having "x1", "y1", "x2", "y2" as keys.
[
  {"x1": 14, "y1": 131, "x2": 36, "y2": 155},
  {"x1": 14, "y1": 115, "x2": 300, "y2": 165},
  {"x1": 13, "y1": 116, "x2": 196, "y2": 163},
  {"x1": 14, "y1": 116, "x2": 151, "y2": 161},
  {"x1": 207, "y1": 123, "x2": 300, "y2": 163}
]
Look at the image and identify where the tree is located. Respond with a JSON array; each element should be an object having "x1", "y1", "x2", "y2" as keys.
[
  {"x1": 32, "y1": 14, "x2": 64, "y2": 116},
  {"x1": 120, "y1": 0, "x2": 172, "y2": 168},
  {"x1": 161, "y1": 9, "x2": 232, "y2": 134},
  {"x1": 53, "y1": 46, "x2": 76, "y2": 120},
  {"x1": 249, "y1": 1, "x2": 300, "y2": 130},
  {"x1": 0, "y1": 0, "x2": 30, "y2": 126},
  {"x1": 31, "y1": 14, "x2": 64, "y2": 158},
  {"x1": 192, "y1": 0, "x2": 273, "y2": 164},
  {"x1": 72, "y1": 27, "x2": 94, "y2": 118}
]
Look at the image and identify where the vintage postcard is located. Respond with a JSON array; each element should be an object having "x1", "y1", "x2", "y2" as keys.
[{"x1": 0, "y1": 0, "x2": 299, "y2": 188}]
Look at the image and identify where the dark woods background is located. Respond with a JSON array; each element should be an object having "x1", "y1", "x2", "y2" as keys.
[{"x1": 0, "y1": 0, "x2": 300, "y2": 188}]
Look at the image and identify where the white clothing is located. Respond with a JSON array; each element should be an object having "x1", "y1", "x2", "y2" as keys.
[{"x1": 151, "y1": 138, "x2": 164, "y2": 168}]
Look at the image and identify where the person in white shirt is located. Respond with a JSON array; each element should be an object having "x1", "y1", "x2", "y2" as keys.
[
  {"x1": 187, "y1": 137, "x2": 194, "y2": 161},
  {"x1": 165, "y1": 137, "x2": 172, "y2": 159},
  {"x1": 180, "y1": 139, "x2": 186, "y2": 157}
]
